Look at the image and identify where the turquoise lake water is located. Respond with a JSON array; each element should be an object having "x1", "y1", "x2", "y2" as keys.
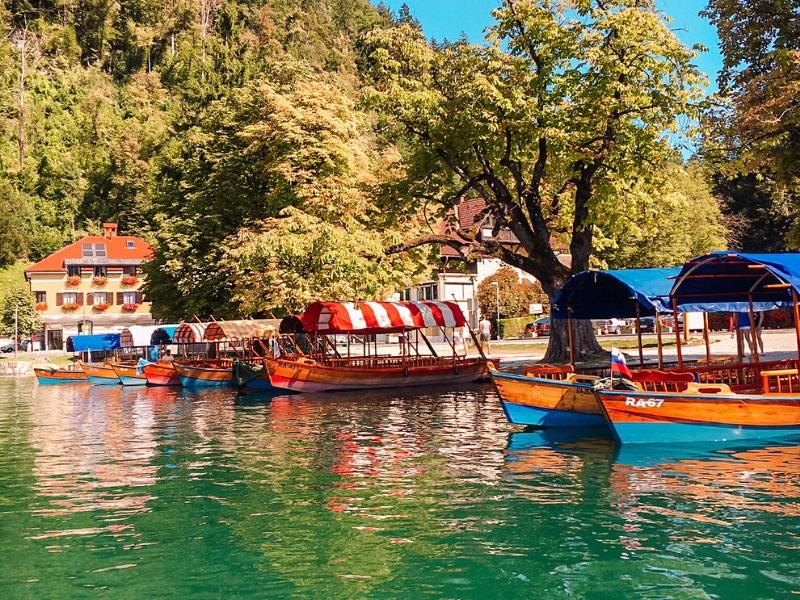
[{"x1": 1, "y1": 378, "x2": 798, "y2": 598}]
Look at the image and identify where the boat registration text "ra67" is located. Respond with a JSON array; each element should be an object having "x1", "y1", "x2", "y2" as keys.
[{"x1": 625, "y1": 397, "x2": 665, "y2": 408}]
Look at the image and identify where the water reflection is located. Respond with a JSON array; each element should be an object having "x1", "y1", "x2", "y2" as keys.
[{"x1": 1, "y1": 380, "x2": 799, "y2": 597}]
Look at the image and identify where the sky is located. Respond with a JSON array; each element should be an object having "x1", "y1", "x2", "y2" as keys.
[{"x1": 378, "y1": 0, "x2": 723, "y2": 92}]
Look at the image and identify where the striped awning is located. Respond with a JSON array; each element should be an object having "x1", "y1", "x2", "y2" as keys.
[
  {"x1": 300, "y1": 301, "x2": 466, "y2": 334},
  {"x1": 174, "y1": 323, "x2": 207, "y2": 344},
  {"x1": 203, "y1": 319, "x2": 280, "y2": 341},
  {"x1": 120, "y1": 325, "x2": 165, "y2": 348}
]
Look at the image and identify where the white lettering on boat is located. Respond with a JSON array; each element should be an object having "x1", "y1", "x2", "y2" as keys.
[{"x1": 624, "y1": 397, "x2": 664, "y2": 408}]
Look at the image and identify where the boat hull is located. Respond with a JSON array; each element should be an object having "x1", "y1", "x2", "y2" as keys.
[
  {"x1": 175, "y1": 364, "x2": 233, "y2": 387},
  {"x1": 490, "y1": 370, "x2": 604, "y2": 427},
  {"x1": 110, "y1": 364, "x2": 148, "y2": 386},
  {"x1": 596, "y1": 388, "x2": 800, "y2": 444},
  {"x1": 143, "y1": 363, "x2": 180, "y2": 386},
  {"x1": 80, "y1": 362, "x2": 120, "y2": 385},
  {"x1": 34, "y1": 368, "x2": 89, "y2": 385},
  {"x1": 267, "y1": 358, "x2": 487, "y2": 392}
]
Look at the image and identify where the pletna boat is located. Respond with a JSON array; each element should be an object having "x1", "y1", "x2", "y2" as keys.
[
  {"x1": 34, "y1": 367, "x2": 89, "y2": 384},
  {"x1": 80, "y1": 362, "x2": 120, "y2": 385},
  {"x1": 174, "y1": 362, "x2": 234, "y2": 387},
  {"x1": 596, "y1": 252, "x2": 800, "y2": 444},
  {"x1": 110, "y1": 362, "x2": 148, "y2": 386},
  {"x1": 267, "y1": 301, "x2": 488, "y2": 392},
  {"x1": 143, "y1": 361, "x2": 180, "y2": 386}
]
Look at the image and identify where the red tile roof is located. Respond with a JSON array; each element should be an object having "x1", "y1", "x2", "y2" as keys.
[{"x1": 25, "y1": 233, "x2": 153, "y2": 274}]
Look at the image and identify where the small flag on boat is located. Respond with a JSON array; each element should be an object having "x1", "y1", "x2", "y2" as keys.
[{"x1": 611, "y1": 347, "x2": 632, "y2": 378}]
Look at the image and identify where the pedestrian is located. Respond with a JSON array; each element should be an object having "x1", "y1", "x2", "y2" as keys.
[
  {"x1": 160, "y1": 349, "x2": 174, "y2": 363},
  {"x1": 739, "y1": 311, "x2": 765, "y2": 358},
  {"x1": 478, "y1": 315, "x2": 492, "y2": 354}
]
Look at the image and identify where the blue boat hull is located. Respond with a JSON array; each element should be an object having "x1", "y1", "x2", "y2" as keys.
[
  {"x1": 88, "y1": 375, "x2": 120, "y2": 385},
  {"x1": 178, "y1": 376, "x2": 233, "y2": 388},
  {"x1": 500, "y1": 400, "x2": 608, "y2": 428},
  {"x1": 609, "y1": 422, "x2": 800, "y2": 445},
  {"x1": 36, "y1": 377, "x2": 88, "y2": 385},
  {"x1": 118, "y1": 375, "x2": 147, "y2": 386}
]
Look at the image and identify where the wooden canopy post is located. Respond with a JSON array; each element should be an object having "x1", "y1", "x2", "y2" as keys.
[
  {"x1": 567, "y1": 307, "x2": 576, "y2": 370},
  {"x1": 634, "y1": 302, "x2": 644, "y2": 369},
  {"x1": 655, "y1": 315, "x2": 664, "y2": 369},
  {"x1": 703, "y1": 313, "x2": 711, "y2": 364},
  {"x1": 747, "y1": 293, "x2": 760, "y2": 366},
  {"x1": 791, "y1": 289, "x2": 800, "y2": 364},
  {"x1": 672, "y1": 298, "x2": 683, "y2": 368},
  {"x1": 735, "y1": 313, "x2": 744, "y2": 363}
]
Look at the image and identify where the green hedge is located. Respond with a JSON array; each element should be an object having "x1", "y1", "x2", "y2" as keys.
[{"x1": 498, "y1": 316, "x2": 535, "y2": 339}]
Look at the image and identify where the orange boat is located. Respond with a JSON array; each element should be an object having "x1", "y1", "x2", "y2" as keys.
[
  {"x1": 143, "y1": 362, "x2": 180, "y2": 386},
  {"x1": 267, "y1": 300, "x2": 488, "y2": 393},
  {"x1": 34, "y1": 367, "x2": 89, "y2": 385},
  {"x1": 174, "y1": 362, "x2": 234, "y2": 387},
  {"x1": 80, "y1": 362, "x2": 119, "y2": 385}
]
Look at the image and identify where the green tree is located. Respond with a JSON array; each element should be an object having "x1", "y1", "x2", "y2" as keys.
[
  {"x1": 0, "y1": 286, "x2": 41, "y2": 343},
  {"x1": 476, "y1": 266, "x2": 549, "y2": 322},
  {"x1": 363, "y1": 0, "x2": 705, "y2": 361}
]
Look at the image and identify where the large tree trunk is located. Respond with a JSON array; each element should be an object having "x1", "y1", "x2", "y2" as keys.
[{"x1": 543, "y1": 318, "x2": 605, "y2": 364}]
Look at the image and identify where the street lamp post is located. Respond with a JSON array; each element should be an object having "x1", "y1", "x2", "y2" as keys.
[{"x1": 490, "y1": 281, "x2": 500, "y2": 340}]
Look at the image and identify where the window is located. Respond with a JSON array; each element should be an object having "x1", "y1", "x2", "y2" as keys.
[
  {"x1": 122, "y1": 291, "x2": 138, "y2": 305},
  {"x1": 82, "y1": 243, "x2": 107, "y2": 257},
  {"x1": 63, "y1": 292, "x2": 78, "y2": 304},
  {"x1": 67, "y1": 265, "x2": 80, "y2": 277},
  {"x1": 126, "y1": 240, "x2": 136, "y2": 249},
  {"x1": 122, "y1": 266, "x2": 138, "y2": 276},
  {"x1": 93, "y1": 292, "x2": 109, "y2": 304},
  {"x1": 78, "y1": 321, "x2": 93, "y2": 334},
  {"x1": 35, "y1": 291, "x2": 46, "y2": 303},
  {"x1": 94, "y1": 266, "x2": 107, "y2": 277},
  {"x1": 421, "y1": 284, "x2": 438, "y2": 300}
]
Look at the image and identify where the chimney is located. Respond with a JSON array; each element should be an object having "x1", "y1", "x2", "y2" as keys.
[{"x1": 102, "y1": 223, "x2": 118, "y2": 239}]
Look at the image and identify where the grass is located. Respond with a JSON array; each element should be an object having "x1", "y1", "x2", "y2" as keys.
[
  {"x1": 0, "y1": 353, "x2": 74, "y2": 366},
  {"x1": 486, "y1": 336, "x2": 704, "y2": 355}
]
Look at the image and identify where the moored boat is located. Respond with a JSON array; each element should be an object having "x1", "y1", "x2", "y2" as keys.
[
  {"x1": 110, "y1": 362, "x2": 148, "y2": 386},
  {"x1": 80, "y1": 362, "x2": 120, "y2": 385},
  {"x1": 143, "y1": 362, "x2": 180, "y2": 386},
  {"x1": 34, "y1": 367, "x2": 89, "y2": 385},
  {"x1": 174, "y1": 362, "x2": 234, "y2": 387},
  {"x1": 267, "y1": 300, "x2": 488, "y2": 393}
]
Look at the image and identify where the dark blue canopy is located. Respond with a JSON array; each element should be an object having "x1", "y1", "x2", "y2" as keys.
[
  {"x1": 150, "y1": 326, "x2": 178, "y2": 345},
  {"x1": 552, "y1": 268, "x2": 680, "y2": 319},
  {"x1": 670, "y1": 251, "x2": 800, "y2": 313},
  {"x1": 67, "y1": 333, "x2": 121, "y2": 353}
]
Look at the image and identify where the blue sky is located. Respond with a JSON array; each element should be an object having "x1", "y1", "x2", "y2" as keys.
[{"x1": 378, "y1": 0, "x2": 722, "y2": 92}]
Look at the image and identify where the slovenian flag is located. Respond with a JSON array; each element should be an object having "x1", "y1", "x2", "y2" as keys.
[{"x1": 611, "y1": 347, "x2": 632, "y2": 378}]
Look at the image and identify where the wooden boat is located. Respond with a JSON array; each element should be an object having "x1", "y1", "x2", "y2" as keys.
[
  {"x1": 595, "y1": 370, "x2": 800, "y2": 444},
  {"x1": 110, "y1": 362, "x2": 148, "y2": 386},
  {"x1": 34, "y1": 367, "x2": 89, "y2": 385},
  {"x1": 174, "y1": 362, "x2": 234, "y2": 387},
  {"x1": 490, "y1": 364, "x2": 604, "y2": 427},
  {"x1": 268, "y1": 355, "x2": 488, "y2": 393},
  {"x1": 266, "y1": 300, "x2": 488, "y2": 393},
  {"x1": 80, "y1": 362, "x2": 120, "y2": 385},
  {"x1": 143, "y1": 362, "x2": 180, "y2": 386}
]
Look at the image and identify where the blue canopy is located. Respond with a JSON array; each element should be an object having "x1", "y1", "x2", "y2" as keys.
[
  {"x1": 150, "y1": 326, "x2": 178, "y2": 345},
  {"x1": 670, "y1": 251, "x2": 800, "y2": 313},
  {"x1": 67, "y1": 333, "x2": 121, "y2": 353},
  {"x1": 552, "y1": 268, "x2": 680, "y2": 319}
]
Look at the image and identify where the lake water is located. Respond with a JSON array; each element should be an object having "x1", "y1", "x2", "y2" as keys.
[{"x1": 1, "y1": 379, "x2": 799, "y2": 598}]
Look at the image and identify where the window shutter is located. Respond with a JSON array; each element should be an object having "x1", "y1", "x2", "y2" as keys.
[
  {"x1": 76, "y1": 293, "x2": 83, "y2": 306},
  {"x1": 116, "y1": 292, "x2": 123, "y2": 305},
  {"x1": 137, "y1": 291, "x2": 144, "y2": 304},
  {"x1": 87, "y1": 293, "x2": 93, "y2": 306},
  {"x1": 56, "y1": 293, "x2": 63, "y2": 307}
]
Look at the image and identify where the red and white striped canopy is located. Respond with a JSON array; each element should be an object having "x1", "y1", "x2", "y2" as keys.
[
  {"x1": 300, "y1": 301, "x2": 466, "y2": 334},
  {"x1": 174, "y1": 323, "x2": 207, "y2": 344}
]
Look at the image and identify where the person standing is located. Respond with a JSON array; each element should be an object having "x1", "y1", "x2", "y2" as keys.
[
  {"x1": 478, "y1": 315, "x2": 492, "y2": 354},
  {"x1": 739, "y1": 311, "x2": 765, "y2": 358}
]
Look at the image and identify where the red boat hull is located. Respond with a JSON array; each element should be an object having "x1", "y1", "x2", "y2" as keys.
[{"x1": 143, "y1": 362, "x2": 180, "y2": 386}]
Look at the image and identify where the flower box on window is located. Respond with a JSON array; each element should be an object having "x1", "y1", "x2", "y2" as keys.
[
  {"x1": 93, "y1": 303, "x2": 110, "y2": 312},
  {"x1": 92, "y1": 276, "x2": 108, "y2": 286},
  {"x1": 121, "y1": 303, "x2": 139, "y2": 312},
  {"x1": 67, "y1": 276, "x2": 81, "y2": 286},
  {"x1": 62, "y1": 302, "x2": 79, "y2": 311},
  {"x1": 121, "y1": 276, "x2": 139, "y2": 286},
  {"x1": 35, "y1": 302, "x2": 47, "y2": 311}
]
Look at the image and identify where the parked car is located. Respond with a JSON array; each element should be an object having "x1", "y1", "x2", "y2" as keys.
[
  {"x1": 591, "y1": 318, "x2": 627, "y2": 335},
  {"x1": 0, "y1": 341, "x2": 21, "y2": 353},
  {"x1": 524, "y1": 316, "x2": 551, "y2": 336},
  {"x1": 637, "y1": 317, "x2": 656, "y2": 333}
]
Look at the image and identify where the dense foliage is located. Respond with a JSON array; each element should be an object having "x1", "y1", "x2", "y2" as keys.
[
  {"x1": 476, "y1": 267, "x2": 549, "y2": 321},
  {"x1": 0, "y1": 286, "x2": 41, "y2": 341}
]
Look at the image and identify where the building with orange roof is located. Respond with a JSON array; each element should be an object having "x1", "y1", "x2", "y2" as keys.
[{"x1": 24, "y1": 223, "x2": 155, "y2": 349}]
